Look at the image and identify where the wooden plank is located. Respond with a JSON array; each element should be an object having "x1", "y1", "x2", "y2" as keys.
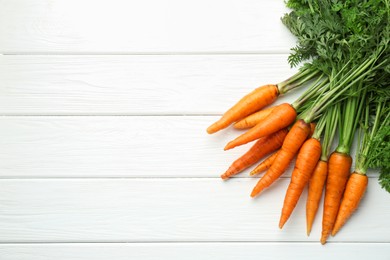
[
  {"x1": 0, "y1": 179, "x2": 388, "y2": 242},
  {"x1": 0, "y1": 116, "x2": 281, "y2": 178},
  {"x1": 0, "y1": 55, "x2": 300, "y2": 115},
  {"x1": 0, "y1": 0, "x2": 295, "y2": 53},
  {"x1": 0, "y1": 116, "x2": 373, "y2": 178},
  {"x1": 0, "y1": 243, "x2": 389, "y2": 260}
]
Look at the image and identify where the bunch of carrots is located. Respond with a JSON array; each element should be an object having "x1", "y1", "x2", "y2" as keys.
[{"x1": 206, "y1": 0, "x2": 389, "y2": 244}]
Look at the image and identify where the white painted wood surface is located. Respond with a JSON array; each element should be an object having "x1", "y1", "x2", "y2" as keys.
[
  {"x1": 1, "y1": 243, "x2": 389, "y2": 260},
  {"x1": 0, "y1": 55, "x2": 299, "y2": 115},
  {"x1": 0, "y1": 116, "x2": 296, "y2": 178},
  {"x1": 0, "y1": 116, "x2": 378, "y2": 178},
  {"x1": 0, "y1": 0, "x2": 388, "y2": 258},
  {"x1": 0, "y1": 179, "x2": 387, "y2": 242},
  {"x1": 0, "y1": 0, "x2": 295, "y2": 53}
]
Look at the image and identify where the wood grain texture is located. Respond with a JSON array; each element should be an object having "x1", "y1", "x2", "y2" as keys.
[
  {"x1": 0, "y1": 116, "x2": 287, "y2": 177},
  {"x1": 0, "y1": 179, "x2": 388, "y2": 242},
  {"x1": 0, "y1": 0, "x2": 387, "y2": 254},
  {"x1": 0, "y1": 55, "x2": 301, "y2": 115},
  {"x1": 0, "y1": 0, "x2": 295, "y2": 53},
  {"x1": 0, "y1": 116, "x2": 373, "y2": 178},
  {"x1": 1, "y1": 243, "x2": 389, "y2": 260}
]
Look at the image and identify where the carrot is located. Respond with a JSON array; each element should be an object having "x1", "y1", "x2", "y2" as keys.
[
  {"x1": 249, "y1": 121, "x2": 315, "y2": 177},
  {"x1": 306, "y1": 160, "x2": 328, "y2": 235},
  {"x1": 250, "y1": 119, "x2": 311, "y2": 197},
  {"x1": 233, "y1": 106, "x2": 276, "y2": 129},
  {"x1": 250, "y1": 151, "x2": 279, "y2": 176},
  {"x1": 329, "y1": 97, "x2": 389, "y2": 237},
  {"x1": 225, "y1": 103, "x2": 297, "y2": 150},
  {"x1": 207, "y1": 67, "x2": 320, "y2": 134},
  {"x1": 248, "y1": 120, "x2": 315, "y2": 177},
  {"x1": 305, "y1": 104, "x2": 338, "y2": 236},
  {"x1": 279, "y1": 138, "x2": 322, "y2": 228},
  {"x1": 207, "y1": 85, "x2": 279, "y2": 134},
  {"x1": 320, "y1": 151, "x2": 352, "y2": 244},
  {"x1": 309, "y1": 122, "x2": 316, "y2": 137},
  {"x1": 332, "y1": 173, "x2": 368, "y2": 236},
  {"x1": 221, "y1": 129, "x2": 288, "y2": 180}
]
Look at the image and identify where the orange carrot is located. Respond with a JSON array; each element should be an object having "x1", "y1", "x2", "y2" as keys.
[
  {"x1": 233, "y1": 106, "x2": 276, "y2": 129},
  {"x1": 306, "y1": 104, "x2": 338, "y2": 236},
  {"x1": 320, "y1": 152, "x2": 352, "y2": 244},
  {"x1": 225, "y1": 103, "x2": 297, "y2": 150},
  {"x1": 332, "y1": 173, "x2": 368, "y2": 236},
  {"x1": 249, "y1": 121, "x2": 315, "y2": 177},
  {"x1": 306, "y1": 160, "x2": 328, "y2": 236},
  {"x1": 279, "y1": 138, "x2": 322, "y2": 228},
  {"x1": 309, "y1": 122, "x2": 316, "y2": 137},
  {"x1": 250, "y1": 151, "x2": 279, "y2": 176},
  {"x1": 207, "y1": 85, "x2": 279, "y2": 134},
  {"x1": 221, "y1": 129, "x2": 288, "y2": 180},
  {"x1": 250, "y1": 119, "x2": 311, "y2": 197}
]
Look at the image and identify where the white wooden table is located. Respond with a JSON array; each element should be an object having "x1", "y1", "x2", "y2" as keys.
[{"x1": 0, "y1": 1, "x2": 389, "y2": 259}]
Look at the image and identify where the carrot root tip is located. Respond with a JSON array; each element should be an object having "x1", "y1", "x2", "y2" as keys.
[
  {"x1": 251, "y1": 187, "x2": 264, "y2": 197},
  {"x1": 224, "y1": 143, "x2": 234, "y2": 151},
  {"x1": 279, "y1": 218, "x2": 287, "y2": 229},
  {"x1": 306, "y1": 225, "x2": 312, "y2": 236},
  {"x1": 206, "y1": 126, "x2": 216, "y2": 134}
]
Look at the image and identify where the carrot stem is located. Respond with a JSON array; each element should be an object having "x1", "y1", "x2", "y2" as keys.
[
  {"x1": 309, "y1": 55, "x2": 385, "y2": 121},
  {"x1": 279, "y1": 70, "x2": 321, "y2": 94},
  {"x1": 277, "y1": 67, "x2": 318, "y2": 93},
  {"x1": 292, "y1": 74, "x2": 328, "y2": 110},
  {"x1": 321, "y1": 105, "x2": 339, "y2": 161}
]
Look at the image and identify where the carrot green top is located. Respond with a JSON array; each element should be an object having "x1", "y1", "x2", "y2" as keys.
[{"x1": 355, "y1": 93, "x2": 390, "y2": 191}]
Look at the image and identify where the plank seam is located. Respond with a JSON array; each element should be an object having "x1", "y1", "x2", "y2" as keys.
[
  {"x1": 1, "y1": 52, "x2": 291, "y2": 56},
  {"x1": 0, "y1": 176, "x2": 380, "y2": 179},
  {"x1": 0, "y1": 114, "x2": 223, "y2": 117},
  {"x1": 0, "y1": 241, "x2": 388, "y2": 244}
]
